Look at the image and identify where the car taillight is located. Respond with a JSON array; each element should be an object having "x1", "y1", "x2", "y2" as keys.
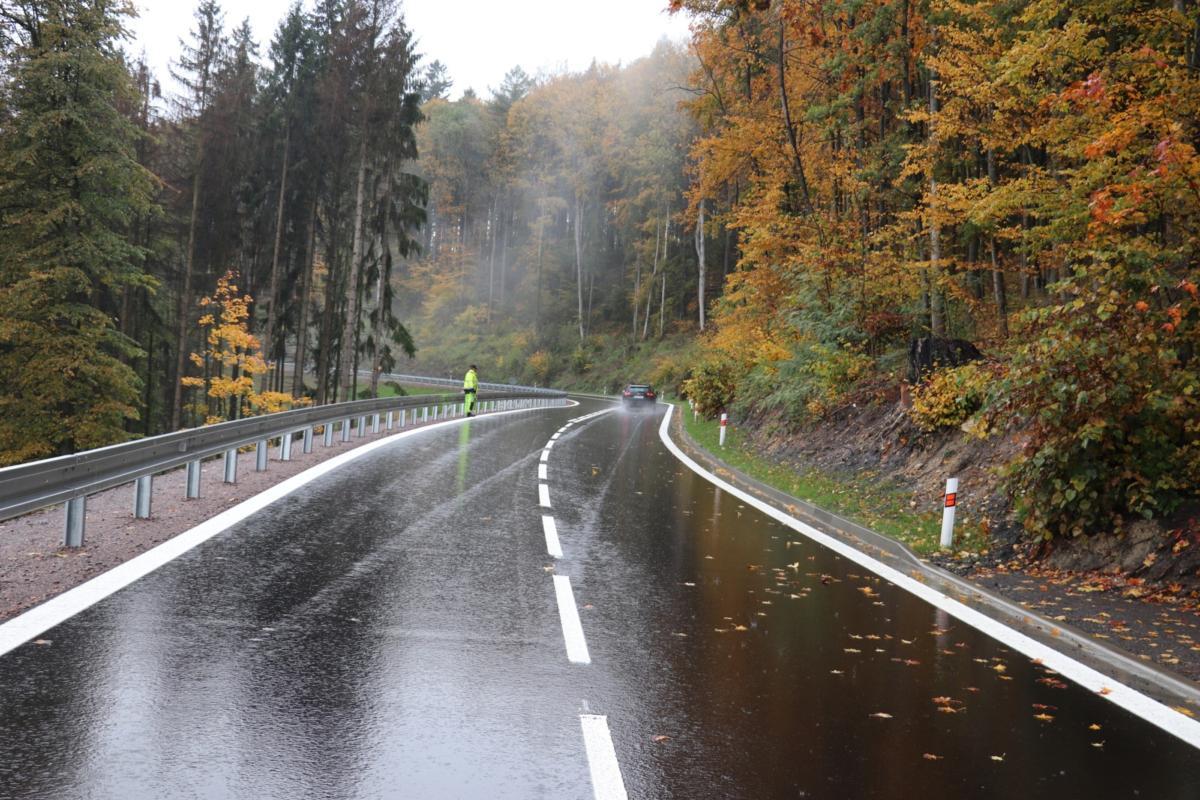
[
  {"x1": 646, "y1": 391, "x2": 655, "y2": 398},
  {"x1": 623, "y1": 391, "x2": 631, "y2": 396}
]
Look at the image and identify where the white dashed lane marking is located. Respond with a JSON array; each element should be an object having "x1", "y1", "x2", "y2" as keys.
[
  {"x1": 580, "y1": 714, "x2": 629, "y2": 800},
  {"x1": 542, "y1": 515, "x2": 563, "y2": 559},
  {"x1": 552, "y1": 575, "x2": 591, "y2": 664}
]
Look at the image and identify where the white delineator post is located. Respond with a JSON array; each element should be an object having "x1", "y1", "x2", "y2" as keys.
[
  {"x1": 940, "y1": 477, "x2": 959, "y2": 549},
  {"x1": 719, "y1": 412, "x2": 728, "y2": 447}
]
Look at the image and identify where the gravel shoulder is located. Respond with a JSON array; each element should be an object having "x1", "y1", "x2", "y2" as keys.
[{"x1": 0, "y1": 422, "x2": 423, "y2": 622}]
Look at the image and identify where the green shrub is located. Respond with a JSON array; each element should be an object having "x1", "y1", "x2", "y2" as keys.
[{"x1": 994, "y1": 272, "x2": 1199, "y2": 539}]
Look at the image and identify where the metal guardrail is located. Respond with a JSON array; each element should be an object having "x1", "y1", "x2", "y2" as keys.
[
  {"x1": 382, "y1": 372, "x2": 561, "y2": 396},
  {"x1": 0, "y1": 384, "x2": 566, "y2": 547}
]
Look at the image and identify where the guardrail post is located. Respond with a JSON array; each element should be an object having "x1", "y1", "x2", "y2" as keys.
[
  {"x1": 400, "y1": 409, "x2": 407, "y2": 427},
  {"x1": 185, "y1": 459, "x2": 201, "y2": 499},
  {"x1": 422, "y1": 407, "x2": 428, "y2": 423},
  {"x1": 323, "y1": 423, "x2": 334, "y2": 447},
  {"x1": 63, "y1": 496, "x2": 85, "y2": 547},
  {"x1": 256, "y1": 440, "x2": 269, "y2": 471},
  {"x1": 224, "y1": 448, "x2": 238, "y2": 483},
  {"x1": 341, "y1": 418, "x2": 351, "y2": 442},
  {"x1": 357, "y1": 415, "x2": 367, "y2": 437},
  {"x1": 134, "y1": 475, "x2": 152, "y2": 518},
  {"x1": 280, "y1": 432, "x2": 293, "y2": 462},
  {"x1": 372, "y1": 413, "x2": 380, "y2": 433},
  {"x1": 303, "y1": 426, "x2": 314, "y2": 454},
  {"x1": 386, "y1": 411, "x2": 394, "y2": 430}
]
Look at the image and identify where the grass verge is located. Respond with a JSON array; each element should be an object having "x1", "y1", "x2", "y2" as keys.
[{"x1": 674, "y1": 402, "x2": 987, "y2": 555}]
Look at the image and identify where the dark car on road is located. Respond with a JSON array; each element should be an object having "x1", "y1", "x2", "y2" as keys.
[{"x1": 621, "y1": 383, "x2": 657, "y2": 408}]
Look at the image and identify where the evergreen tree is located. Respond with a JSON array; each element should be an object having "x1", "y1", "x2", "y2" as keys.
[{"x1": 0, "y1": 0, "x2": 156, "y2": 464}]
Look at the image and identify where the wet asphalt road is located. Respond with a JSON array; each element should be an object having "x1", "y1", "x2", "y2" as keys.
[{"x1": 0, "y1": 400, "x2": 1198, "y2": 799}]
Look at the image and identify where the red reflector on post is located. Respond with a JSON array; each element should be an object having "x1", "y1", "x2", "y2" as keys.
[{"x1": 944, "y1": 493, "x2": 957, "y2": 508}]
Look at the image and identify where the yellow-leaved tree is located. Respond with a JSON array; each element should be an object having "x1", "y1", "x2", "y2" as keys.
[{"x1": 182, "y1": 271, "x2": 310, "y2": 425}]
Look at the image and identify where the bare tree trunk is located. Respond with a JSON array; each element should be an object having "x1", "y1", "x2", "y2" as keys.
[
  {"x1": 499, "y1": 202, "x2": 510, "y2": 308},
  {"x1": 574, "y1": 193, "x2": 585, "y2": 341},
  {"x1": 632, "y1": 228, "x2": 644, "y2": 337},
  {"x1": 643, "y1": 211, "x2": 666, "y2": 340},
  {"x1": 986, "y1": 148, "x2": 1008, "y2": 338},
  {"x1": 370, "y1": 194, "x2": 389, "y2": 398},
  {"x1": 292, "y1": 199, "x2": 317, "y2": 397},
  {"x1": 340, "y1": 133, "x2": 369, "y2": 400},
  {"x1": 928, "y1": 60, "x2": 946, "y2": 337},
  {"x1": 265, "y1": 124, "x2": 290, "y2": 391},
  {"x1": 694, "y1": 199, "x2": 707, "y2": 331},
  {"x1": 486, "y1": 195, "x2": 497, "y2": 324},
  {"x1": 316, "y1": 244, "x2": 338, "y2": 405},
  {"x1": 534, "y1": 215, "x2": 544, "y2": 334},
  {"x1": 659, "y1": 272, "x2": 667, "y2": 338},
  {"x1": 172, "y1": 139, "x2": 204, "y2": 430}
]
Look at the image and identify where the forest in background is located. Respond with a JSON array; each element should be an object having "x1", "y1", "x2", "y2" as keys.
[{"x1": 0, "y1": 0, "x2": 1197, "y2": 543}]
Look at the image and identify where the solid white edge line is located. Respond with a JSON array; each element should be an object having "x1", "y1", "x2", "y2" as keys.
[
  {"x1": 657, "y1": 405, "x2": 1200, "y2": 749},
  {"x1": 542, "y1": 515, "x2": 563, "y2": 559},
  {"x1": 580, "y1": 714, "x2": 628, "y2": 800},
  {"x1": 552, "y1": 574, "x2": 590, "y2": 664},
  {"x1": 539, "y1": 483, "x2": 551, "y2": 508},
  {"x1": 0, "y1": 400, "x2": 580, "y2": 659},
  {"x1": 538, "y1": 463, "x2": 548, "y2": 481}
]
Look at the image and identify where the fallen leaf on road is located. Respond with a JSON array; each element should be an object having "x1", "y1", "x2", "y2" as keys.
[
  {"x1": 990, "y1": 755, "x2": 1005, "y2": 762},
  {"x1": 1174, "y1": 706, "x2": 1197, "y2": 718},
  {"x1": 1088, "y1": 723, "x2": 1102, "y2": 731},
  {"x1": 830, "y1": 669, "x2": 844, "y2": 675},
  {"x1": 1097, "y1": 687, "x2": 1113, "y2": 696},
  {"x1": 652, "y1": 735, "x2": 671, "y2": 743},
  {"x1": 32, "y1": 639, "x2": 51, "y2": 646},
  {"x1": 1091, "y1": 741, "x2": 1104, "y2": 748},
  {"x1": 1033, "y1": 713, "x2": 1055, "y2": 722},
  {"x1": 869, "y1": 712, "x2": 893, "y2": 719},
  {"x1": 844, "y1": 648, "x2": 861, "y2": 654},
  {"x1": 922, "y1": 753, "x2": 943, "y2": 761}
]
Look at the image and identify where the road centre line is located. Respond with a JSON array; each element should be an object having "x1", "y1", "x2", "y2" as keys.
[
  {"x1": 551, "y1": 432, "x2": 561, "y2": 440},
  {"x1": 539, "y1": 483, "x2": 551, "y2": 508},
  {"x1": 540, "y1": 450, "x2": 550, "y2": 463},
  {"x1": 579, "y1": 714, "x2": 629, "y2": 800},
  {"x1": 542, "y1": 515, "x2": 563, "y2": 559},
  {"x1": 657, "y1": 406, "x2": 1200, "y2": 749},
  {"x1": 538, "y1": 463, "x2": 548, "y2": 480},
  {"x1": 0, "y1": 400, "x2": 579, "y2": 659},
  {"x1": 552, "y1": 575, "x2": 591, "y2": 664}
]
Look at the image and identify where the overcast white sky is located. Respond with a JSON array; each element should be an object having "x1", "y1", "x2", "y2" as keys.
[{"x1": 126, "y1": 0, "x2": 692, "y2": 99}]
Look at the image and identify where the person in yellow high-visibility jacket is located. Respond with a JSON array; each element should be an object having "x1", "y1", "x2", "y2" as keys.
[{"x1": 463, "y1": 364, "x2": 479, "y2": 416}]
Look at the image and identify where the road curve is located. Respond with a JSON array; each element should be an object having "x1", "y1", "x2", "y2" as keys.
[{"x1": 0, "y1": 400, "x2": 1197, "y2": 799}]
